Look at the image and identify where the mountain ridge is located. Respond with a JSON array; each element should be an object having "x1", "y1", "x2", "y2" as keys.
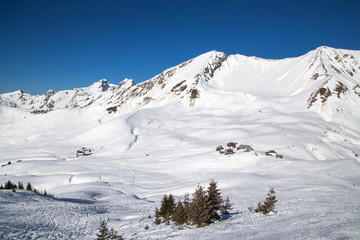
[{"x1": 1, "y1": 46, "x2": 359, "y2": 122}]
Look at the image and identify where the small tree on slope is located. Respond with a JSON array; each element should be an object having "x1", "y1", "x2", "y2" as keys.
[
  {"x1": 5, "y1": 180, "x2": 16, "y2": 190},
  {"x1": 95, "y1": 220, "x2": 110, "y2": 240},
  {"x1": 221, "y1": 196, "x2": 233, "y2": 214},
  {"x1": 26, "y1": 182, "x2": 33, "y2": 191},
  {"x1": 159, "y1": 194, "x2": 176, "y2": 224},
  {"x1": 188, "y1": 185, "x2": 211, "y2": 227},
  {"x1": 95, "y1": 220, "x2": 123, "y2": 240},
  {"x1": 154, "y1": 207, "x2": 161, "y2": 225},
  {"x1": 206, "y1": 179, "x2": 224, "y2": 223},
  {"x1": 172, "y1": 201, "x2": 186, "y2": 225},
  {"x1": 254, "y1": 187, "x2": 278, "y2": 214},
  {"x1": 183, "y1": 192, "x2": 191, "y2": 224}
]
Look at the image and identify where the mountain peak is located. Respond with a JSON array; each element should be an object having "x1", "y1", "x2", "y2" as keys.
[
  {"x1": 98, "y1": 79, "x2": 111, "y2": 91},
  {"x1": 316, "y1": 45, "x2": 332, "y2": 51},
  {"x1": 200, "y1": 50, "x2": 226, "y2": 59},
  {"x1": 46, "y1": 89, "x2": 56, "y2": 94},
  {"x1": 88, "y1": 79, "x2": 111, "y2": 92},
  {"x1": 118, "y1": 78, "x2": 135, "y2": 88}
]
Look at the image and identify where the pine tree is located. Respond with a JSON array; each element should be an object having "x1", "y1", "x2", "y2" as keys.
[
  {"x1": 95, "y1": 220, "x2": 110, "y2": 240},
  {"x1": 163, "y1": 212, "x2": 171, "y2": 225},
  {"x1": 108, "y1": 228, "x2": 123, "y2": 240},
  {"x1": 221, "y1": 196, "x2": 233, "y2": 214},
  {"x1": 0, "y1": 184, "x2": 3, "y2": 189},
  {"x1": 188, "y1": 185, "x2": 211, "y2": 227},
  {"x1": 5, "y1": 180, "x2": 16, "y2": 189},
  {"x1": 254, "y1": 187, "x2": 278, "y2": 214},
  {"x1": 159, "y1": 194, "x2": 176, "y2": 223},
  {"x1": 183, "y1": 192, "x2": 191, "y2": 224},
  {"x1": 95, "y1": 220, "x2": 123, "y2": 240},
  {"x1": 167, "y1": 194, "x2": 176, "y2": 217},
  {"x1": 159, "y1": 194, "x2": 169, "y2": 217},
  {"x1": 4, "y1": 180, "x2": 10, "y2": 189},
  {"x1": 172, "y1": 201, "x2": 186, "y2": 225},
  {"x1": 26, "y1": 182, "x2": 33, "y2": 191},
  {"x1": 154, "y1": 207, "x2": 161, "y2": 225},
  {"x1": 206, "y1": 179, "x2": 223, "y2": 223},
  {"x1": 18, "y1": 182, "x2": 24, "y2": 190},
  {"x1": 160, "y1": 194, "x2": 170, "y2": 224}
]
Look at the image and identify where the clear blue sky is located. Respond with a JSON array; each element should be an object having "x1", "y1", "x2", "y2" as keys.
[{"x1": 1, "y1": 0, "x2": 359, "y2": 95}]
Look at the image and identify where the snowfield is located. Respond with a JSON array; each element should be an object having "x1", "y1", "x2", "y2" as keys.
[{"x1": 1, "y1": 46, "x2": 360, "y2": 239}]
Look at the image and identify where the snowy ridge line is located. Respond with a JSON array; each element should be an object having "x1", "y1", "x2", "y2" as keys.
[{"x1": 0, "y1": 46, "x2": 358, "y2": 117}]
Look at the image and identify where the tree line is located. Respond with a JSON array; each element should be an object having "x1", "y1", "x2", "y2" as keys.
[{"x1": 0, "y1": 180, "x2": 52, "y2": 196}]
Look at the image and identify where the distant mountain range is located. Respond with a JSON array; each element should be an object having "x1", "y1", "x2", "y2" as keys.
[{"x1": 1, "y1": 46, "x2": 359, "y2": 122}]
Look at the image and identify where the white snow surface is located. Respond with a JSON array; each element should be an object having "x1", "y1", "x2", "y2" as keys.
[{"x1": 1, "y1": 46, "x2": 360, "y2": 239}]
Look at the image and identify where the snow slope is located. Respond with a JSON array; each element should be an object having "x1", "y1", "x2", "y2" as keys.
[{"x1": 0, "y1": 46, "x2": 360, "y2": 239}]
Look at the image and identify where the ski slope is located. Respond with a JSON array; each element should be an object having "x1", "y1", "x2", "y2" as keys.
[{"x1": 1, "y1": 46, "x2": 360, "y2": 239}]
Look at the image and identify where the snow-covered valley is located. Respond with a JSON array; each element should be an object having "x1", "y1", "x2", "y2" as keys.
[{"x1": 1, "y1": 46, "x2": 360, "y2": 239}]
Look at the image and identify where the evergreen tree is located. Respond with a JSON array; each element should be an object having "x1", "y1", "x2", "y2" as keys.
[
  {"x1": 95, "y1": 220, "x2": 110, "y2": 240},
  {"x1": 159, "y1": 194, "x2": 176, "y2": 223},
  {"x1": 167, "y1": 194, "x2": 176, "y2": 217},
  {"x1": 183, "y1": 193, "x2": 191, "y2": 224},
  {"x1": 154, "y1": 207, "x2": 161, "y2": 225},
  {"x1": 26, "y1": 182, "x2": 33, "y2": 191},
  {"x1": 108, "y1": 228, "x2": 123, "y2": 240},
  {"x1": 18, "y1": 182, "x2": 24, "y2": 190},
  {"x1": 163, "y1": 212, "x2": 171, "y2": 225},
  {"x1": 159, "y1": 194, "x2": 169, "y2": 217},
  {"x1": 172, "y1": 201, "x2": 186, "y2": 225},
  {"x1": 0, "y1": 184, "x2": 3, "y2": 189},
  {"x1": 254, "y1": 187, "x2": 278, "y2": 214},
  {"x1": 221, "y1": 196, "x2": 233, "y2": 214},
  {"x1": 95, "y1": 220, "x2": 123, "y2": 240},
  {"x1": 159, "y1": 194, "x2": 170, "y2": 224},
  {"x1": 206, "y1": 179, "x2": 223, "y2": 223},
  {"x1": 188, "y1": 185, "x2": 211, "y2": 227},
  {"x1": 5, "y1": 180, "x2": 16, "y2": 189},
  {"x1": 4, "y1": 180, "x2": 10, "y2": 189}
]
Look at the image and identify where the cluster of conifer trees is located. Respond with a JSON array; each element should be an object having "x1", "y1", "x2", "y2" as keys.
[
  {"x1": 0, "y1": 180, "x2": 51, "y2": 196},
  {"x1": 154, "y1": 180, "x2": 232, "y2": 228}
]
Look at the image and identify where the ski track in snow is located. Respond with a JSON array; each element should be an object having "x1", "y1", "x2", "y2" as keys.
[{"x1": 126, "y1": 113, "x2": 139, "y2": 151}]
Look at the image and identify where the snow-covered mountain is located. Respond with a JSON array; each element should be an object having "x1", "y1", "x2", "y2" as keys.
[
  {"x1": 1, "y1": 46, "x2": 359, "y2": 120},
  {"x1": 0, "y1": 46, "x2": 360, "y2": 239}
]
